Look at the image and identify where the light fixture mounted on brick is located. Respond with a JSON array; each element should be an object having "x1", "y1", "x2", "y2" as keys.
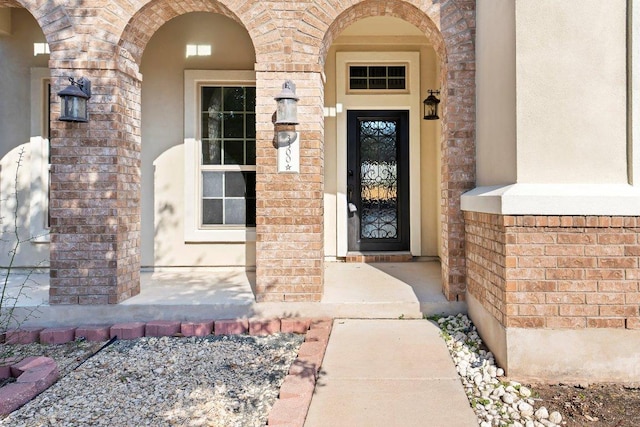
[
  {"x1": 274, "y1": 80, "x2": 300, "y2": 172},
  {"x1": 275, "y1": 79, "x2": 299, "y2": 126},
  {"x1": 58, "y1": 77, "x2": 92, "y2": 122},
  {"x1": 423, "y1": 89, "x2": 441, "y2": 120}
]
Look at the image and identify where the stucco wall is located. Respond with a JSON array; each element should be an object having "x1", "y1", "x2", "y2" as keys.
[
  {"x1": 0, "y1": 8, "x2": 10, "y2": 35},
  {"x1": 515, "y1": 0, "x2": 627, "y2": 184},
  {"x1": 476, "y1": 0, "x2": 627, "y2": 186},
  {"x1": 0, "y1": 9, "x2": 49, "y2": 267},
  {"x1": 475, "y1": 0, "x2": 516, "y2": 186},
  {"x1": 139, "y1": 12, "x2": 256, "y2": 267}
]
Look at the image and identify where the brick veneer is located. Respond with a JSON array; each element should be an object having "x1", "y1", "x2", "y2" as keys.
[
  {"x1": 48, "y1": 67, "x2": 141, "y2": 304},
  {"x1": 4, "y1": 0, "x2": 476, "y2": 303},
  {"x1": 465, "y1": 212, "x2": 640, "y2": 330},
  {"x1": 254, "y1": 72, "x2": 325, "y2": 302}
]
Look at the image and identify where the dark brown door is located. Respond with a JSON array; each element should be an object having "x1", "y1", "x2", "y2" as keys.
[{"x1": 347, "y1": 110, "x2": 410, "y2": 252}]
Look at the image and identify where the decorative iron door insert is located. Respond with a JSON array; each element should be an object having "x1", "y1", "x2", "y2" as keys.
[{"x1": 347, "y1": 110, "x2": 410, "y2": 251}]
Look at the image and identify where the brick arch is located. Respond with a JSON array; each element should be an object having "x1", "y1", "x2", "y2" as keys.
[
  {"x1": 3, "y1": 0, "x2": 74, "y2": 62},
  {"x1": 314, "y1": 0, "x2": 446, "y2": 66},
  {"x1": 117, "y1": 0, "x2": 279, "y2": 72},
  {"x1": 119, "y1": 0, "x2": 241, "y2": 66},
  {"x1": 308, "y1": 0, "x2": 476, "y2": 301}
]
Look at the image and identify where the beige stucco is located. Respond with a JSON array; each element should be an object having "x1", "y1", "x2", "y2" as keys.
[
  {"x1": 0, "y1": 8, "x2": 10, "y2": 35},
  {"x1": 475, "y1": 0, "x2": 627, "y2": 186},
  {"x1": 632, "y1": 0, "x2": 640, "y2": 184},
  {"x1": 467, "y1": 0, "x2": 633, "y2": 216},
  {"x1": 475, "y1": 0, "x2": 516, "y2": 186},
  {"x1": 515, "y1": 0, "x2": 627, "y2": 184},
  {"x1": 0, "y1": 9, "x2": 49, "y2": 267},
  {"x1": 323, "y1": 16, "x2": 441, "y2": 259},
  {"x1": 139, "y1": 12, "x2": 256, "y2": 267}
]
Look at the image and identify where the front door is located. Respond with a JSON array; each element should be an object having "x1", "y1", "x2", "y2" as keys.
[{"x1": 347, "y1": 110, "x2": 410, "y2": 252}]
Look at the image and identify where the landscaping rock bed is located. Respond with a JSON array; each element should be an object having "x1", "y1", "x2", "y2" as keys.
[
  {"x1": 435, "y1": 314, "x2": 640, "y2": 427},
  {"x1": 2, "y1": 334, "x2": 303, "y2": 426},
  {"x1": 0, "y1": 318, "x2": 332, "y2": 427},
  {"x1": 435, "y1": 314, "x2": 564, "y2": 427}
]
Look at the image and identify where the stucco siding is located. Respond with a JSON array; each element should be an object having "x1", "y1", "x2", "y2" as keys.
[{"x1": 515, "y1": 0, "x2": 627, "y2": 184}]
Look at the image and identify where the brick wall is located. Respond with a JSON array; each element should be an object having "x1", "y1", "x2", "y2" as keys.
[
  {"x1": 465, "y1": 212, "x2": 640, "y2": 330},
  {"x1": 254, "y1": 71, "x2": 325, "y2": 302},
  {"x1": 439, "y1": 0, "x2": 477, "y2": 301},
  {"x1": 49, "y1": 68, "x2": 141, "y2": 304}
]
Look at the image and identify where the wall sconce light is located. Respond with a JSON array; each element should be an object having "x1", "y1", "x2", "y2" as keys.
[
  {"x1": 423, "y1": 89, "x2": 441, "y2": 120},
  {"x1": 274, "y1": 80, "x2": 300, "y2": 173},
  {"x1": 58, "y1": 77, "x2": 91, "y2": 122},
  {"x1": 275, "y1": 80, "x2": 299, "y2": 126}
]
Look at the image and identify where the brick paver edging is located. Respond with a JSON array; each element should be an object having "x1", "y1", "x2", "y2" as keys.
[{"x1": 1, "y1": 317, "x2": 333, "y2": 425}]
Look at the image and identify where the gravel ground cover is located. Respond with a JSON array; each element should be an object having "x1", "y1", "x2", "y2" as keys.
[
  {"x1": 0, "y1": 333, "x2": 304, "y2": 427},
  {"x1": 434, "y1": 314, "x2": 640, "y2": 427},
  {"x1": 434, "y1": 314, "x2": 564, "y2": 427}
]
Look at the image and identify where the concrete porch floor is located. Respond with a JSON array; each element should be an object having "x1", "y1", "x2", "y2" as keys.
[{"x1": 6, "y1": 261, "x2": 466, "y2": 327}]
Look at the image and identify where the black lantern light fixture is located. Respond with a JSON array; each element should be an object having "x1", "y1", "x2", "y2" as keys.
[
  {"x1": 274, "y1": 80, "x2": 299, "y2": 145},
  {"x1": 423, "y1": 89, "x2": 441, "y2": 120},
  {"x1": 58, "y1": 77, "x2": 91, "y2": 122}
]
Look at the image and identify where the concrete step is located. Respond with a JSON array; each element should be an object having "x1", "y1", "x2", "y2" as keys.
[{"x1": 346, "y1": 251, "x2": 413, "y2": 263}]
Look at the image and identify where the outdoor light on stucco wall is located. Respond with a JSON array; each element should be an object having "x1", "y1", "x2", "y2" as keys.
[
  {"x1": 423, "y1": 89, "x2": 441, "y2": 120},
  {"x1": 274, "y1": 80, "x2": 300, "y2": 173},
  {"x1": 58, "y1": 77, "x2": 92, "y2": 122}
]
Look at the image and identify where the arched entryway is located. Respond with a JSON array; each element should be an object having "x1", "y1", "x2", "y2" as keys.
[
  {"x1": 44, "y1": 0, "x2": 267, "y2": 304},
  {"x1": 138, "y1": 12, "x2": 257, "y2": 269},
  {"x1": 0, "y1": 6, "x2": 51, "y2": 270},
  {"x1": 317, "y1": 0, "x2": 476, "y2": 301},
  {"x1": 322, "y1": 16, "x2": 440, "y2": 260},
  {"x1": 4, "y1": 0, "x2": 474, "y2": 305}
]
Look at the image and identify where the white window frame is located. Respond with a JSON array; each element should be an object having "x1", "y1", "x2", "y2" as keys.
[
  {"x1": 29, "y1": 68, "x2": 50, "y2": 243},
  {"x1": 184, "y1": 70, "x2": 257, "y2": 242}
]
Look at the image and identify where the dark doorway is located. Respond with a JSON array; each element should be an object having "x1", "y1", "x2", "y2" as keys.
[{"x1": 347, "y1": 110, "x2": 410, "y2": 252}]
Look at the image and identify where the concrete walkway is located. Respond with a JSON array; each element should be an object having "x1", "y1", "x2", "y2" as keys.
[{"x1": 304, "y1": 319, "x2": 477, "y2": 427}]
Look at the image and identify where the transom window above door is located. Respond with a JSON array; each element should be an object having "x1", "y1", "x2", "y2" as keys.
[{"x1": 348, "y1": 64, "x2": 408, "y2": 92}]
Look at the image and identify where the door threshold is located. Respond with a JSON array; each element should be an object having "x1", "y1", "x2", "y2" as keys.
[{"x1": 346, "y1": 251, "x2": 413, "y2": 263}]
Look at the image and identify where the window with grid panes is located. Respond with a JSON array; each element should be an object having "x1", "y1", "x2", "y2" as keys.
[
  {"x1": 200, "y1": 86, "x2": 256, "y2": 227},
  {"x1": 348, "y1": 65, "x2": 406, "y2": 91}
]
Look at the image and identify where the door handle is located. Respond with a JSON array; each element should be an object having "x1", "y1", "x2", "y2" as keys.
[{"x1": 347, "y1": 186, "x2": 357, "y2": 214}]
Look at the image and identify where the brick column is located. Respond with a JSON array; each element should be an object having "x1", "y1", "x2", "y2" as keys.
[
  {"x1": 254, "y1": 67, "x2": 324, "y2": 302},
  {"x1": 49, "y1": 67, "x2": 141, "y2": 304},
  {"x1": 438, "y1": 0, "x2": 477, "y2": 302}
]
